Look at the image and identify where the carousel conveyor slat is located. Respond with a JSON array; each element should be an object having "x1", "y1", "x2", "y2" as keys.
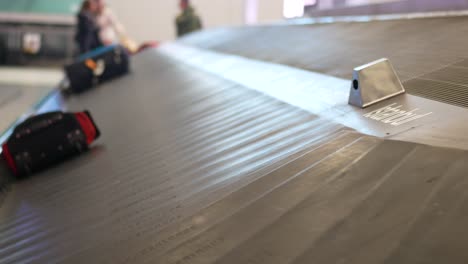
[
  {"x1": 1, "y1": 49, "x2": 468, "y2": 263},
  {"x1": 180, "y1": 16, "x2": 468, "y2": 109}
]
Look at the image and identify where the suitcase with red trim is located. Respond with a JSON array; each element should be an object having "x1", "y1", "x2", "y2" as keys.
[{"x1": 1, "y1": 111, "x2": 100, "y2": 177}]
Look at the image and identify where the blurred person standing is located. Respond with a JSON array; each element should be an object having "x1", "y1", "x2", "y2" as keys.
[
  {"x1": 75, "y1": 0, "x2": 102, "y2": 54},
  {"x1": 93, "y1": 0, "x2": 139, "y2": 52},
  {"x1": 176, "y1": 0, "x2": 203, "y2": 37}
]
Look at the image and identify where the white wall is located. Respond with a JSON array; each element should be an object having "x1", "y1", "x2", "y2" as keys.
[
  {"x1": 193, "y1": 1, "x2": 245, "y2": 28},
  {"x1": 105, "y1": 0, "x2": 286, "y2": 43},
  {"x1": 258, "y1": 0, "x2": 284, "y2": 22},
  {"x1": 106, "y1": 0, "x2": 177, "y2": 43}
]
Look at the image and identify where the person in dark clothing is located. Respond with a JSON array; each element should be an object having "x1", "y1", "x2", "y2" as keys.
[
  {"x1": 176, "y1": 0, "x2": 203, "y2": 37},
  {"x1": 75, "y1": 0, "x2": 102, "y2": 55}
]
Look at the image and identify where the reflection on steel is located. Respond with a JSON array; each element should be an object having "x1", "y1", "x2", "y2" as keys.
[
  {"x1": 305, "y1": 0, "x2": 468, "y2": 19},
  {"x1": 363, "y1": 103, "x2": 432, "y2": 126},
  {"x1": 349, "y1": 58, "x2": 405, "y2": 108},
  {"x1": 282, "y1": 10, "x2": 468, "y2": 26}
]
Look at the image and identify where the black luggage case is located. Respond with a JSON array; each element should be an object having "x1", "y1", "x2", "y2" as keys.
[
  {"x1": 2, "y1": 111, "x2": 101, "y2": 177},
  {"x1": 64, "y1": 45, "x2": 130, "y2": 93}
]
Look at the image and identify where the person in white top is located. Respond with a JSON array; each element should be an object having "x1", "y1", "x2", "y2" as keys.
[{"x1": 93, "y1": 0, "x2": 138, "y2": 52}]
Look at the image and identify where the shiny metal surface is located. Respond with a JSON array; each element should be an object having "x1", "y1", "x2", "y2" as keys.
[
  {"x1": 349, "y1": 58, "x2": 405, "y2": 108},
  {"x1": 6, "y1": 10, "x2": 468, "y2": 260},
  {"x1": 286, "y1": 10, "x2": 468, "y2": 26},
  {"x1": 160, "y1": 43, "x2": 468, "y2": 150},
  {"x1": 403, "y1": 58, "x2": 468, "y2": 108},
  {"x1": 1, "y1": 48, "x2": 468, "y2": 263},
  {"x1": 180, "y1": 15, "x2": 468, "y2": 104},
  {"x1": 305, "y1": 0, "x2": 468, "y2": 18},
  {"x1": 179, "y1": 16, "x2": 468, "y2": 150},
  {"x1": 0, "y1": 49, "x2": 351, "y2": 263}
]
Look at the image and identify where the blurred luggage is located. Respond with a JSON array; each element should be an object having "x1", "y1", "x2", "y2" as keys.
[{"x1": 64, "y1": 44, "x2": 130, "y2": 93}]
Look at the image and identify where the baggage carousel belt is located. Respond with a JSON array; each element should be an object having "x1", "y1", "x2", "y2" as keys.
[
  {"x1": 181, "y1": 16, "x2": 468, "y2": 108},
  {"x1": 1, "y1": 50, "x2": 468, "y2": 263}
]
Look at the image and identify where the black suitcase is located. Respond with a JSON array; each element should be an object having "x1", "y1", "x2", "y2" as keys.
[
  {"x1": 2, "y1": 111, "x2": 100, "y2": 177},
  {"x1": 64, "y1": 45, "x2": 130, "y2": 93}
]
